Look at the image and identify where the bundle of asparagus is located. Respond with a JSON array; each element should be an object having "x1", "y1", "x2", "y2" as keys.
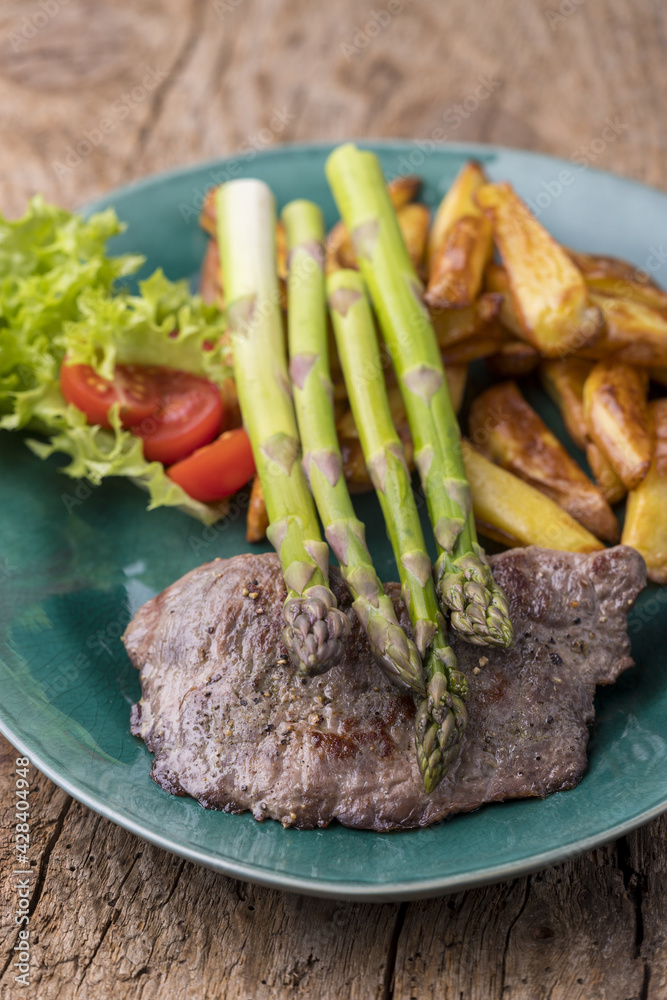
[
  {"x1": 216, "y1": 179, "x2": 349, "y2": 674},
  {"x1": 328, "y1": 269, "x2": 468, "y2": 791},
  {"x1": 282, "y1": 199, "x2": 424, "y2": 694},
  {"x1": 326, "y1": 144, "x2": 513, "y2": 649}
]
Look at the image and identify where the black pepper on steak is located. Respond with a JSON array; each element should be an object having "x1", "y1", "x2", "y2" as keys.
[{"x1": 125, "y1": 546, "x2": 646, "y2": 831}]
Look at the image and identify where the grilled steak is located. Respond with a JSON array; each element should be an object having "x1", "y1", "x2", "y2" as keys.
[{"x1": 125, "y1": 546, "x2": 645, "y2": 831}]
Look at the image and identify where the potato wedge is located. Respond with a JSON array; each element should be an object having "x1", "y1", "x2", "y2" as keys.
[
  {"x1": 622, "y1": 399, "x2": 667, "y2": 583},
  {"x1": 580, "y1": 294, "x2": 667, "y2": 367},
  {"x1": 483, "y1": 261, "x2": 526, "y2": 340},
  {"x1": 476, "y1": 182, "x2": 603, "y2": 356},
  {"x1": 585, "y1": 442, "x2": 627, "y2": 505},
  {"x1": 462, "y1": 440, "x2": 604, "y2": 553},
  {"x1": 246, "y1": 475, "x2": 269, "y2": 543},
  {"x1": 539, "y1": 358, "x2": 626, "y2": 503},
  {"x1": 567, "y1": 250, "x2": 656, "y2": 286},
  {"x1": 198, "y1": 239, "x2": 225, "y2": 310},
  {"x1": 539, "y1": 358, "x2": 591, "y2": 450},
  {"x1": 468, "y1": 381, "x2": 618, "y2": 542},
  {"x1": 387, "y1": 173, "x2": 422, "y2": 209},
  {"x1": 430, "y1": 292, "x2": 502, "y2": 351},
  {"x1": 199, "y1": 188, "x2": 217, "y2": 237},
  {"x1": 583, "y1": 361, "x2": 651, "y2": 490},
  {"x1": 428, "y1": 160, "x2": 488, "y2": 263},
  {"x1": 397, "y1": 203, "x2": 430, "y2": 274},
  {"x1": 425, "y1": 214, "x2": 493, "y2": 309},
  {"x1": 440, "y1": 332, "x2": 505, "y2": 365},
  {"x1": 485, "y1": 340, "x2": 541, "y2": 378}
]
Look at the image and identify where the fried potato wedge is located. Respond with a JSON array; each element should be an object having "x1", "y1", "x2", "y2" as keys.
[
  {"x1": 476, "y1": 182, "x2": 603, "y2": 356},
  {"x1": 469, "y1": 381, "x2": 618, "y2": 542},
  {"x1": 397, "y1": 203, "x2": 430, "y2": 274},
  {"x1": 246, "y1": 475, "x2": 270, "y2": 543},
  {"x1": 585, "y1": 441, "x2": 627, "y2": 505},
  {"x1": 440, "y1": 332, "x2": 506, "y2": 365},
  {"x1": 425, "y1": 214, "x2": 493, "y2": 310},
  {"x1": 539, "y1": 358, "x2": 591, "y2": 450},
  {"x1": 462, "y1": 440, "x2": 604, "y2": 553},
  {"x1": 430, "y1": 292, "x2": 502, "y2": 350},
  {"x1": 198, "y1": 239, "x2": 225, "y2": 310},
  {"x1": 388, "y1": 173, "x2": 422, "y2": 209},
  {"x1": 200, "y1": 188, "x2": 217, "y2": 237},
  {"x1": 622, "y1": 399, "x2": 667, "y2": 583},
  {"x1": 583, "y1": 361, "x2": 651, "y2": 490},
  {"x1": 539, "y1": 358, "x2": 626, "y2": 503},
  {"x1": 567, "y1": 250, "x2": 655, "y2": 285},
  {"x1": 579, "y1": 294, "x2": 667, "y2": 367},
  {"x1": 428, "y1": 160, "x2": 488, "y2": 263},
  {"x1": 485, "y1": 340, "x2": 541, "y2": 378}
]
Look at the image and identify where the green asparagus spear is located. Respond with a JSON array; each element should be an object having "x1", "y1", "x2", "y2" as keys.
[
  {"x1": 326, "y1": 144, "x2": 513, "y2": 649},
  {"x1": 283, "y1": 198, "x2": 424, "y2": 694},
  {"x1": 328, "y1": 268, "x2": 468, "y2": 791},
  {"x1": 216, "y1": 179, "x2": 349, "y2": 674}
]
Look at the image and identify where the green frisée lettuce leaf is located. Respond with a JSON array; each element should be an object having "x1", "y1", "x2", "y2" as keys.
[
  {"x1": 0, "y1": 196, "x2": 142, "y2": 410},
  {"x1": 27, "y1": 405, "x2": 228, "y2": 526},
  {"x1": 0, "y1": 196, "x2": 232, "y2": 525},
  {"x1": 62, "y1": 270, "x2": 230, "y2": 383}
]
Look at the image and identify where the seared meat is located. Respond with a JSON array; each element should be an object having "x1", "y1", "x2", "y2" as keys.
[{"x1": 125, "y1": 546, "x2": 645, "y2": 830}]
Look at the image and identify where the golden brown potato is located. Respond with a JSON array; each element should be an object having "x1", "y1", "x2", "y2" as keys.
[
  {"x1": 539, "y1": 358, "x2": 591, "y2": 450},
  {"x1": 427, "y1": 160, "x2": 488, "y2": 263},
  {"x1": 583, "y1": 361, "x2": 652, "y2": 490},
  {"x1": 539, "y1": 358, "x2": 626, "y2": 504},
  {"x1": 567, "y1": 250, "x2": 656, "y2": 286},
  {"x1": 220, "y1": 374, "x2": 242, "y2": 431},
  {"x1": 387, "y1": 174, "x2": 422, "y2": 209},
  {"x1": 396, "y1": 203, "x2": 430, "y2": 274},
  {"x1": 622, "y1": 399, "x2": 667, "y2": 583},
  {"x1": 246, "y1": 476, "x2": 270, "y2": 543},
  {"x1": 275, "y1": 219, "x2": 288, "y2": 282},
  {"x1": 429, "y1": 292, "x2": 502, "y2": 351},
  {"x1": 198, "y1": 239, "x2": 225, "y2": 310},
  {"x1": 483, "y1": 261, "x2": 526, "y2": 339},
  {"x1": 585, "y1": 442, "x2": 627, "y2": 505},
  {"x1": 579, "y1": 294, "x2": 667, "y2": 367},
  {"x1": 476, "y1": 182, "x2": 603, "y2": 356},
  {"x1": 440, "y1": 332, "x2": 505, "y2": 365},
  {"x1": 468, "y1": 381, "x2": 618, "y2": 542},
  {"x1": 485, "y1": 340, "x2": 541, "y2": 378},
  {"x1": 462, "y1": 440, "x2": 604, "y2": 553},
  {"x1": 425, "y1": 214, "x2": 493, "y2": 310},
  {"x1": 199, "y1": 188, "x2": 217, "y2": 237}
]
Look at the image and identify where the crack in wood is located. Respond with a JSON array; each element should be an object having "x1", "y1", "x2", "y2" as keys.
[
  {"x1": 129, "y1": 0, "x2": 209, "y2": 169},
  {"x1": 382, "y1": 901, "x2": 408, "y2": 1000},
  {"x1": 500, "y1": 875, "x2": 532, "y2": 995}
]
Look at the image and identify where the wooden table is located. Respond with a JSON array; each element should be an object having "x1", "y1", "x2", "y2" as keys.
[{"x1": 1, "y1": 1, "x2": 666, "y2": 996}]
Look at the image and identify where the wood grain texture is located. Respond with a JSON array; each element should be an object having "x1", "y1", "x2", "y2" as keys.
[{"x1": 0, "y1": 0, "x2": 666, "y2": 997}]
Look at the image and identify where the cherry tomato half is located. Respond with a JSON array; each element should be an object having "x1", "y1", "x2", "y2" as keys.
[
  {"x1": 167, "y1": 427, "x2": 256, "y2": 502},
  {"x1": 60, "y1": 362, "x2": 223, "y2": 466}
]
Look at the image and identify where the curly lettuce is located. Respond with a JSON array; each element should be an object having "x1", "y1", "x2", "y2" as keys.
[{"x1": 0, "y1": 197, "x2": 232, "y2": 525}]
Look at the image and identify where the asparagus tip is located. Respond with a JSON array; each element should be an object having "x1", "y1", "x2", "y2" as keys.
[{"x1": 282, "y1": 585, "x2": 351, "y2": 675}]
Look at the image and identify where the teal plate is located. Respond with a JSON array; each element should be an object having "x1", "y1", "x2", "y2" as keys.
[{"x1": 2, "y1": 142, "x2": 667, "y2": 901}]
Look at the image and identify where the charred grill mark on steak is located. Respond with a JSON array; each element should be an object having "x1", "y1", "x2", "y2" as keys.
[{"x1": 124, "y1": 546, "x2": 646, "y2": 831}]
